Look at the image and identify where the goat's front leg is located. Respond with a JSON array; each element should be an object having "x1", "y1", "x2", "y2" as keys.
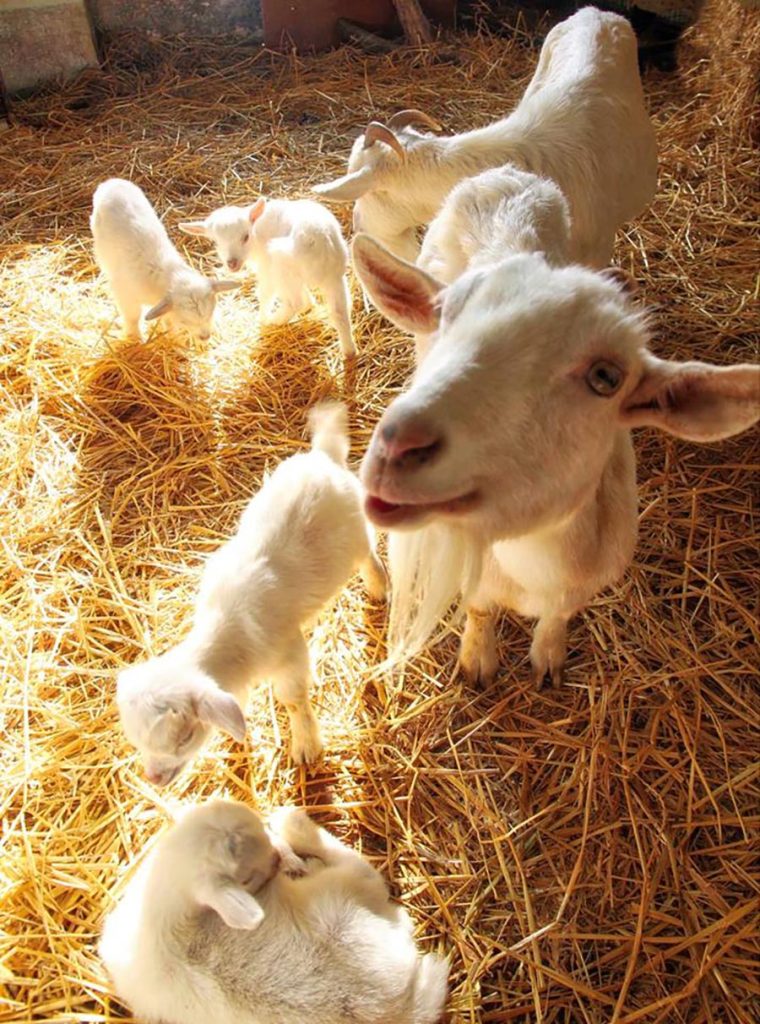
[
  {"x1": 459, "y1": 606, "x2": 499, "y2": 686},
  {"x1": 530, "y1": 614, "x2": 569, "y2": 687},
  {"x1": 272, "y1": 634, "x2": 323, "y2": 765}
]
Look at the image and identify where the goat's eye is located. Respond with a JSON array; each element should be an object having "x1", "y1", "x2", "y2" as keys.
[
  {"x1": 241, "y1": 233, "x2": 249, "y2": 244},
  {"x1": 586, "y1": 360, "x2": 623, "y2": 397},
  {"x1": 178, "y1": 728, "x2": 195, "y2": 748}
]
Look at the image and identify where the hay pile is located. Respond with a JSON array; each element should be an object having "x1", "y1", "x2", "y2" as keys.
[{"x1": 1, "y1": 1, "x2": 758, "y2": 1020}]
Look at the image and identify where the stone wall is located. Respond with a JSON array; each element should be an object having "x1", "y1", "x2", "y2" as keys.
[{"x1": 0, "y1": 0, "x2": 98, "y2": 94}]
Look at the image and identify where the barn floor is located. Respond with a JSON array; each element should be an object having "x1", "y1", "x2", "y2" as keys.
[{"x1": 1, "y1": 2, "x2": 758, "y2": 1021}]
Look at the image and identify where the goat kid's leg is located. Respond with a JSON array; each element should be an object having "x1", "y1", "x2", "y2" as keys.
[
  {"x1": 360, "y1": 547, "x2": 388, "y2": 602},
  {"x1": 111, "y1": 284, "x2": 142, "y2": 340},
  {"x1": 272, "y1": 635, "x2": 323, "y2": 766},
  {"x1": 530, "y1": 615, "x2": 569, "y2": 687},
  {"x1": 324, "y1": 275, "x2": 356, "y2": 357},
  {"x1": 459, "y1": 607, "x2": 499, "y2": 686}
]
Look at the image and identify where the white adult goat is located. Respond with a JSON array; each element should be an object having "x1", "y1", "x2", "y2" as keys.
[
  {"x1": 352, "y1": 191, "x2": 760, "y2": 683},
  {"x1": 315, "y1": 7, "x2": 657, "y2": 266},
  {"x1": 179, "y1": 197, "x2": 356, "y2": 356},
  {"x1": 100, "y1": 800, "x2": 449, "y2": 1024},
  {"x1": 91, "y1": 179, "x2": 238, "y2": 340},
  {"x1": 117, "y1": 404, "x2": 385, "y2": 785}
]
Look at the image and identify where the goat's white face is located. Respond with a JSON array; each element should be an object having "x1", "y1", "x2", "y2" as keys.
[
  {"x1": 117, "y1": 658, "x2": 246, "y2": 787},
  {"x1": 354, "y1": 238, "x2": 760, "y2": 542},
  {"x1": 169, "y1": 277, "x2": 218, "y2": 340}
]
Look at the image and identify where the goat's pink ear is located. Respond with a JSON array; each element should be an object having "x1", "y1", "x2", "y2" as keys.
[
  {"x1": 201, "y1": 883, "x2": 264, "y2": 930},
  {"x1": 621, "y1": 354, "x2": 760, "y2": 441},
  {"x1": 249, "y1": 198, "x2": 266, "y2": 223},
  {"x1": 196, "y1": 689, "x2": 246, "y2": 742},
  {"x1": 352, "y1": 233, "x2": 443, "y2": 335}
]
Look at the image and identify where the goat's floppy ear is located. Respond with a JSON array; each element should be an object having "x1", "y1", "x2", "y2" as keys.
[
  {"x1": 248, "y1": 198, "x2": 266, "y2": 223},
  {"x1": 178, "y1": 220, "x2": 210, "y2": 237},
  {"x1": 313, "y1": 166, "x2": 378, "y2": 202},
  {"x1": 201, "y1": 882, "x2": 265, "y2": 930},
  {"x1": 211, "y1": 279, "x2": 240, "y2": 293},
  {"x1": 144, "y1": 295, "x2": 173, "y2": 321},
  {"x1": 196, "y1": 688, "x2": 246, "y2": 742},
  {"x1": 352, "y1": 233, "x2": 443, "y2": 335},
  {"x1": 621, "y1": 354, "x2": 760, "y2": 441}
]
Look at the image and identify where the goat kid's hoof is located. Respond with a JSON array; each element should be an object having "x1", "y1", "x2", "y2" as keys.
[
  {"x1": 533, "y1": 664, "x2": 565, "y2": 689},
  {"x1": 289, "y1": 732, "x2": 324, "y2": 767}
]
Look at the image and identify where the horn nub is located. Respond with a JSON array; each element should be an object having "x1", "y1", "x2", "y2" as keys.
[
  {"x1": 386, "y1": 109, "x2": 443, "y2": 133},
  {"x1": 362, "y1": 122, "x2": 406, "y2": 160}
]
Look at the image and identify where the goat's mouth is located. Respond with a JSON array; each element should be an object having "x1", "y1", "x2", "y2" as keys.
[{"x1": 365, "y1": 490, "x2": 479, "y2": 528}]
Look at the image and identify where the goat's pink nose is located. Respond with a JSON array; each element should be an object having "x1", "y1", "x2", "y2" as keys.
[
  {"x1": 227, "y1": 258, "x2": 241, "y2": 271},
  {"x1": 379, "y1": 418, "x2": 443, "y2": 468}
]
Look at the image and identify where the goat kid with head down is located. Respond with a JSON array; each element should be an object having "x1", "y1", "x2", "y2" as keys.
[
  {"x1": 352, "y1": 170, "x2": 760, "y2": 685},
  {"x1": 117, "y1": 404, "x2": 386, "y2": 786},
  {"x1": 179, "y1": 196, "x2": 356, "y2": 356},
  {"x1": 315, "y1": 7, "x2": 657, "y2": 267},
  {"x1": 100, "y1": 800, "x2": 449, "y2": 1024},
  {"x1": 91, "y1": 179, "x2": 239, "y2": 341}
]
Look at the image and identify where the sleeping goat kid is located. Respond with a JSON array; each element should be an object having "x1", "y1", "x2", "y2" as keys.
[
  {"x1": 314, "y1": 7, "x2": 657, "y2": 267},
  {"x1": 179, "y1": 197, "x2": 356, "y2": 356},
  {"x1": 100, "y1": 800, "x2": 449, "y2": 1024},
  {"x1": 117, "y1": 404, "x2": 386, "y2": 785},
  {"x1": 353, "y1": 229, "x2": 760, "y2": 686},
  {"x1": 91, "y1": 179, "x2": 238, "y2": 340}
]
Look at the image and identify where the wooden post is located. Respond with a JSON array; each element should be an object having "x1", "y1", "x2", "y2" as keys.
[{"x1": 393, "y1": 0, "x2": 433, "y2": 45}]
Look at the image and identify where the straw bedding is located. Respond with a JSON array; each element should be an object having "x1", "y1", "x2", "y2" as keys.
[{"x1": 1, "y1": 1, "x2": 758, "y2": 1020}]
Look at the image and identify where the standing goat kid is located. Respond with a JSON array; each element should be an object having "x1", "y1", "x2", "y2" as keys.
[
  {"x1": 315, "y1": 7, "x2": 657, "y2": 266},
  {"x1": 180, "y1": 197, "x2": 356, "y2": 356},
  {"x1": 100, "y1": 800, "x2": 449, "y2": 1024},
  {"x1": 353, "y1": 167, "x2": 760, "y2": 684},
  {"x1": 117, "y1": 404, "x2": 385, "y2": 785},
  {"x1": 91, "y1": 179, "x2": 238, "y2": 340}
]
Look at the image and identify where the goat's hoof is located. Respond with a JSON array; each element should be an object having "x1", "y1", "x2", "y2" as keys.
[{"x1": 459, "y1": 654, "x2": 498, "y2": 688}]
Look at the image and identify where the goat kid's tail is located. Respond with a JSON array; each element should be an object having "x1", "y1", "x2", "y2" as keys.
[
  {"x1": 412, "y1": 952, "x2": 450, "y2": 1024},
  {"x1": 308, "y1": 401, "x2": 350, "y2": 467}
]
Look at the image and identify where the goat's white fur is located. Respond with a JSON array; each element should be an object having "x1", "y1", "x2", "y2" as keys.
[
  {"x1": 117, "y1": 404, "x2": 386, "y2": 784},
  {"x1": 100, "y1": 800, "x2": 449, "y2": 1024},
  {"x1": 353, "y1": 169, "x2": 760, "y2": 683},
  {"x1": 90, "y1": 178, "x2": 238, "y2": 340},
  {"x1": 179, "y1": 197, "x2": 356, "y2": 356},
  {"x1": 315, "y1": 8, "x2": 657, "y2": 267}
]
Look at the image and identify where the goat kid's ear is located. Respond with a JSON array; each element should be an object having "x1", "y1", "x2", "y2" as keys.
[
  {"x1": 178, "y1": 220, "x2": 210, "y2": 237},
  {"x1": 248, "y1": 198, "x2": 266, "y2": 223},
  {"x1": 196, "y1": 688, "x2": 246, "y2": 742},
  {"x1": 203, "y1": 882, "x2": 265, "y2": 930},
  {"x1": 211, "y1": 279, "x2": 240, "y2": 294},
  {"x1": 621, "y1": 354, "x2": 760, "y2": 442},
  {"x1": 313, "y1": 166, "x2": 378, "y2": 202},
  {"x1": 144, "y1": 294, "x2": 173, "y2": 321},
  {"x1": 352, "y1": 233, "x2": 443, "y2": 335}
]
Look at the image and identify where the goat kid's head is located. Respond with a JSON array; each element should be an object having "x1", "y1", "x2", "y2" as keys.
[
  {"x1": 117, "y1": 656, "x2": 246, "y2": 787},
  {"x1": 179, "y1": 199, "x2": 267, "y2": 274},
  {"x1": 165, "y1": 801, "x2": 279, "y2": 930},
  {"x1": 144, "y1": 275, "x2": 239, "y2": 341},
  {"x1": 354, "y1": 235, "x2": 760, "y2": 541}
]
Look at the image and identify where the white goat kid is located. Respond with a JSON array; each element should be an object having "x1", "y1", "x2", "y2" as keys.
[
  {"x1": 353, "y1": 236, "x2": 760, "y2": 686},
  {"x1": 117, "y1": 404, "x2": 386, "y2": 785},
  {"x1": 179, "y1": 197, "x2": 356, "y2": 356},
  {"x1": 100, "y1": 800, "x2": 449, "y2": 1024},
  {"x1": 315, "y1": 7, "x2": 657, "y2": 267},
  {"x1": 90, "y1": 179, "x2": 238, "y2": 340}
]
